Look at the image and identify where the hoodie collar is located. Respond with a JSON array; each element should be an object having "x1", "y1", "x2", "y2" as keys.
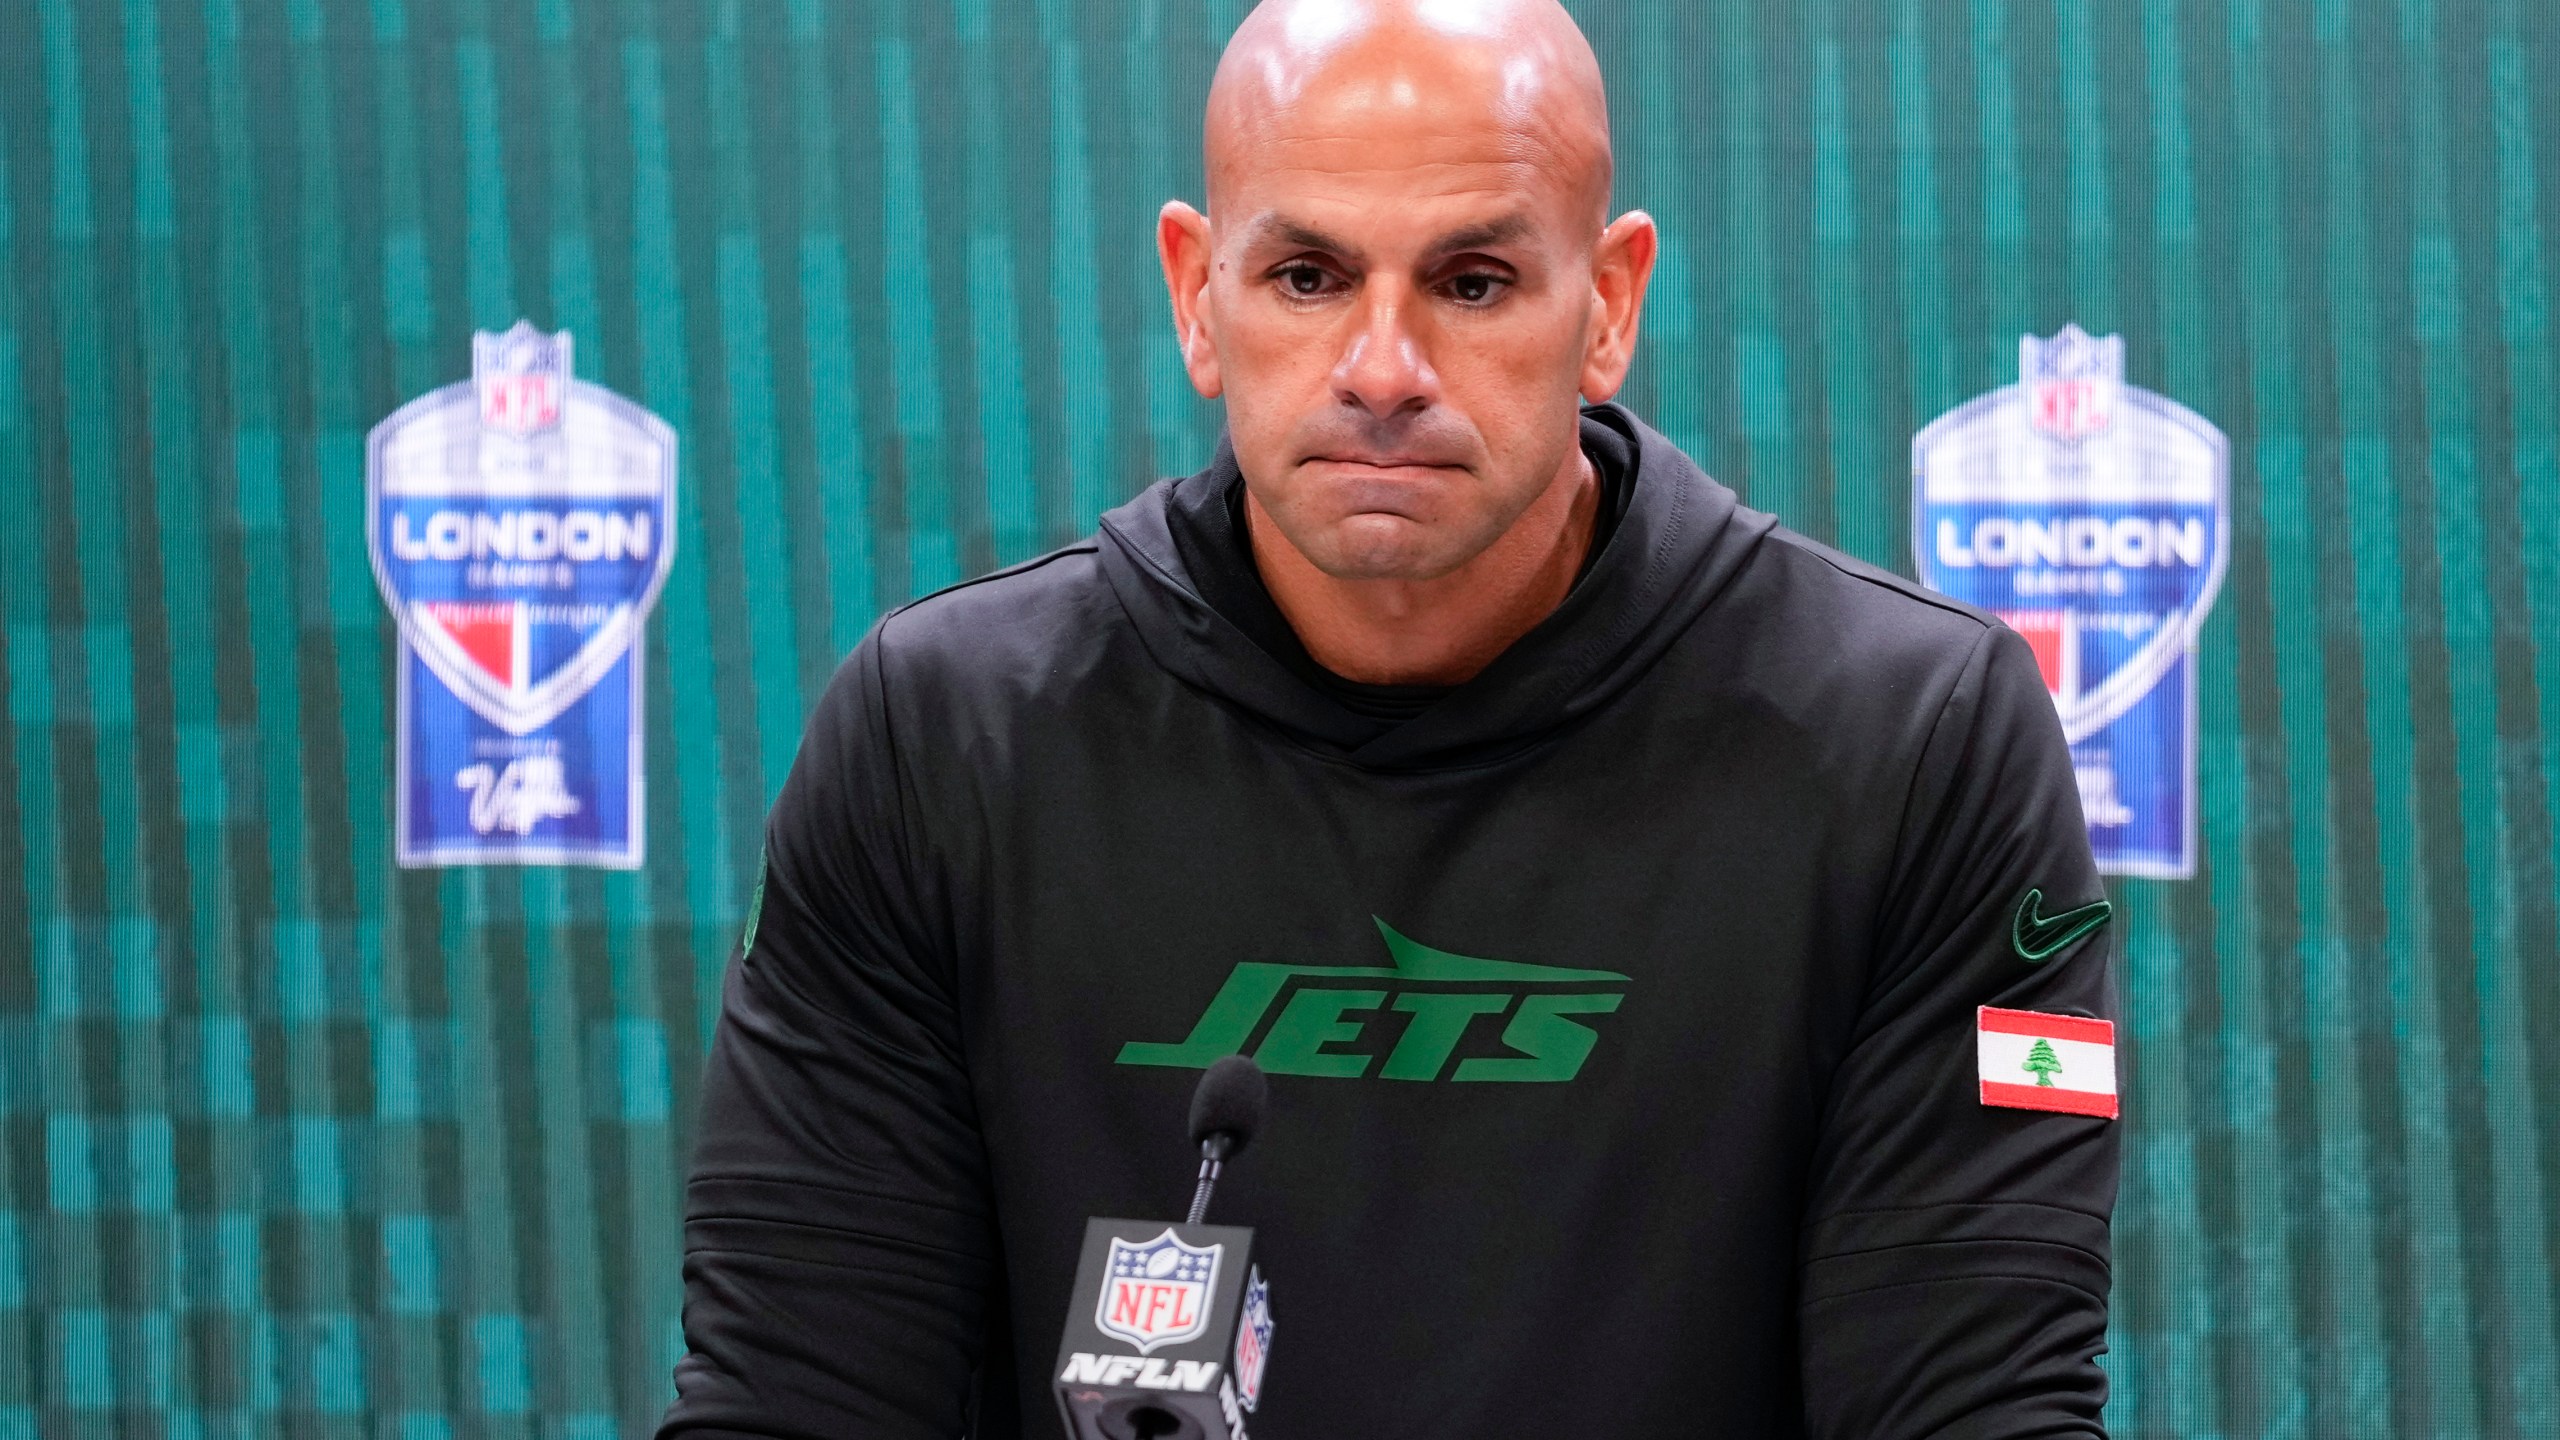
[{"x1": 1095, "y1": 404, "x2": 1772, "y2": 771}]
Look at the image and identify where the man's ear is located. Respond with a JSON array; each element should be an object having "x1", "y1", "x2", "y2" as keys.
[
  {"x1": 1579, "y1": 210, "x2": 1658, "y2": 403},
  {"x1": 1158, "y1": 201, "x2": 1223, "y2": 399}
]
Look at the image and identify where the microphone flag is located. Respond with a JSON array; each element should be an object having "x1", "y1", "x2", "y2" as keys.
[{"x1": 1055, "y1": 1219, "x2": 1263, "y2": 1440}]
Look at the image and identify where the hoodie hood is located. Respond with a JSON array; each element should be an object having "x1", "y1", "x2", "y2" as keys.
[{"x1": 1094, "y1": 403, "x2": 1777, "y2": 771}]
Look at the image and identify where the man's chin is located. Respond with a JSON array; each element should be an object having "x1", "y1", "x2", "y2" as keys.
[{"x1": 1302, "y1": 520, "x2": 1480, "y2": 583}]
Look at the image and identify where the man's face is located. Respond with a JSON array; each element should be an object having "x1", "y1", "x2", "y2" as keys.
[{"x1": 1170, "y1": 58, "x2": 1626, "y2": 582}]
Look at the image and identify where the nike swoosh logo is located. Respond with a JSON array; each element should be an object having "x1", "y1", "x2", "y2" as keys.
[{"x1": 2013, "y1": 888, "x2": 2112, "y2": 963}]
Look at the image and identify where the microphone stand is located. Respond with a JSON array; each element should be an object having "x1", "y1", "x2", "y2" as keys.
[{"x1": 1184, "y1": 1134, "x2": 1234, "y2": 1225}]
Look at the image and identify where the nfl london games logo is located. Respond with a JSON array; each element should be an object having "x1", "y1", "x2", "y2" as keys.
[
  {"x1": 1096, "y1": 1230, "x2": 1223, "y2": 1354},
  {"x1": 1914, "y1": 326, "x2": 2229, "y2": 878},
  {"x1": 366, "y1": 323, "x2": 677, "y2": 867}
]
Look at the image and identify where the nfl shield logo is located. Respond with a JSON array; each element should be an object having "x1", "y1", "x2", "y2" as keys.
[
  {"x1": 367, "y1": 322, "x2": 677, "y2": 867},
  {"x1": 2023, "y1": 325, "x2": 2121, "y2": 442},
  {"x1": 1095, "y1": 1229, "x2": 1223, "y2": 1355},
  {"x1": 1914, "y1": 325, "x2": 2229, "y2": 877},
  {"x1": 474, "y1": 323, "x2": 570, "y2": 436},
  {"x1": 1234, "y1": 1266, "x2": 1273, "y2": 1412}
]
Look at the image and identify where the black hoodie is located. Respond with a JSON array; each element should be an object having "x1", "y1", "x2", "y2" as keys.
[{"x1": 663, "y1": 405, "x2": 2118, "y2": 1439}]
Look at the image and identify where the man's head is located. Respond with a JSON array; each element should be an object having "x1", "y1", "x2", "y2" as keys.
[{"x1": 1159, "y1": 0, "x2": 1656, "y2": 584}]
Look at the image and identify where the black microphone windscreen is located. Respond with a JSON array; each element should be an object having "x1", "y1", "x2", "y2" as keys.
[{"x1": 1187, "y1": 1054, "x2": 1268, "y2": 1157}]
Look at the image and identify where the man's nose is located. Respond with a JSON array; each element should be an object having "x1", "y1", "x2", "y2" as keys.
[{"x1": 1329, "y1": 282, "x2": 1439, "y2": 419}]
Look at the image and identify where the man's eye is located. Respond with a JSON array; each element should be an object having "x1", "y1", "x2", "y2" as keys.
[
  {"x1": 1447, "y1": 273, "x2": 1503, "y2": 304},
  {"x1": 1278, "y1": 265, "x2": 1332, "y2": 297}
]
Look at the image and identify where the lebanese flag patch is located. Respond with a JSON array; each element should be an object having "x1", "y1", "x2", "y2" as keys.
[{"x1": 1978, "y1": 1007, "x2": 2118, "y2": 1119}]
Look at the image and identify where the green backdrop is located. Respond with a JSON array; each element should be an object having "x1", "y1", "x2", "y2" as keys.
[{"x1": 4, "y1": 0, "x2": 2558, "y2": 1434}]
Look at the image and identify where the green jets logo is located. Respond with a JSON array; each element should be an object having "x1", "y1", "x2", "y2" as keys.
[{"x1": 1116, "y1": 918, "x2": 1628, "y2": 1083}]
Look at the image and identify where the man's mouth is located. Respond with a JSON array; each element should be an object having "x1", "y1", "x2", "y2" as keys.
[{"x1": 1306, "y1": 454, "x2": 1462, "y2": 471}]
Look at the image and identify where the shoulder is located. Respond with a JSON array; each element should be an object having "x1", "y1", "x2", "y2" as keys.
[
  {"x1": 877, "y1": 541, "x2": 1119, "y2": 657},
  {"x1": 1656, "y1": 511, "x2": 2069, "y2": 794},
  {"x1": 1763, "y1": 525, "x2": 1995, "y2": 641},
  {"x1": 821, "y1": 540, "x2": 1141, "y2": 735},
  {"x1": 1726, "y1": 524, "x2": 2072, "y2": 812},
  {"x1": 1716, "y1": 520, "x2": 2008, "y2": 690}
]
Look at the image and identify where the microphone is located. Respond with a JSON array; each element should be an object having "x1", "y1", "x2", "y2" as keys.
[
  {"x1": 1054, "y1": 1058, "x2": 1277, "y2": 1440},
  {"x1": 1185, "y1": 1055, "x2": 1267, "y2": 1224}
]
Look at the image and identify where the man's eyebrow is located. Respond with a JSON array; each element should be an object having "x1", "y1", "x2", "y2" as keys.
[
  {"x1": 1426, "y1": 215, "x2": 1535, "y2": 254},
  {"x1": 1241, "y1": 216, "x2": 1362, "y2": 259},
  {"x1": 1235, "y1": 213, "x2": 1535, "y2": 261}
]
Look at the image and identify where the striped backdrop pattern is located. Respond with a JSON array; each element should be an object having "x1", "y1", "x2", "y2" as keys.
[{"x1": 2, "y1": 0, "x2": 2556, "y2": 1434}]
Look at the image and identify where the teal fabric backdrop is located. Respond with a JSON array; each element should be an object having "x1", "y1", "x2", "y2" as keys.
[{"x1": 4, "y1": 0, "x2": 2558, "y2": 1434}]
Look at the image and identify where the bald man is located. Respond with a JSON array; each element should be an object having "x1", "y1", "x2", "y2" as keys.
[{"x1": 662, "y1": 2, "x2": 2116, "y2": 1436}]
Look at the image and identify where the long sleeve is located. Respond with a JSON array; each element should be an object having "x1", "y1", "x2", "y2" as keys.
[
  {"x1": 1800, "y1": 623, "x2": 2120, "y2": 1439},
  {"x1": 659, "y1": 636, "x2": 1000, "y2": 1439}
]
